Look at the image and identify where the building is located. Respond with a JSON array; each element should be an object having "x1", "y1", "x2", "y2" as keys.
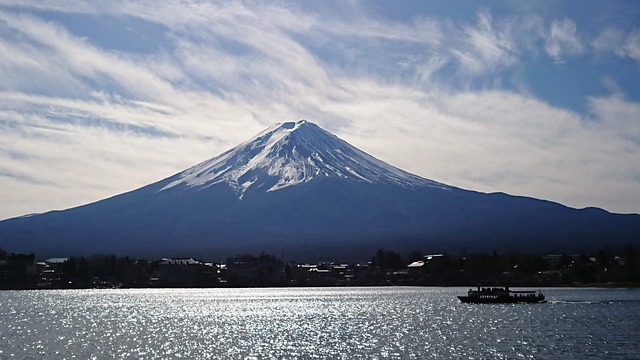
[{"x1": 155, "y1": 258, "x2": 217, "y2": 287}]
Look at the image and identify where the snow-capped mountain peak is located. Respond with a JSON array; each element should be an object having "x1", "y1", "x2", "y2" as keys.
[{"x1": 161, "y1": 120, "x2": 446, "y2": 197}]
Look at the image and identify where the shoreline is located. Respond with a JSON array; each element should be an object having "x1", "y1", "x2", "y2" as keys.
[{"x1": 3, "y1": 282, "x2": 640, "y2": 291}]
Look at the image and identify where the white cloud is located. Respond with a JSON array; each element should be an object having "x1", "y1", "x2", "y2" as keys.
[
  {"x1": 333, "y1": 88, "x2": 640, "y2": 214},
  {"x1": 588, "y1": 95, "x2": 640, "y2": 142},
  {"x1": 592, "y1": 28, "x2": 640, "y2": 62},
  {"x1": 0, "y1": 1, "x2": 639, "y2": 220},
  {"x1": 592, "y1": 28, "x2": 625, "y2": 53},
  {"x1": 456, "y1": 10, "x2": 519, "y2": 75},
  {"x1": 545, "y1": 18, "x2": 583, "y2": 63},
  {"x1": 591, "y1": 27, "x2": 640, "y2": 73},
  {"x1": 621, "y1": 30, "x2": 640, "y2": 62}
]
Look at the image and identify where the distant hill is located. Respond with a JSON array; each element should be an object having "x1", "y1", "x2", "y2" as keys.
[{"x1": 1, "y1": 120, "x2": 639, "y2": 261}]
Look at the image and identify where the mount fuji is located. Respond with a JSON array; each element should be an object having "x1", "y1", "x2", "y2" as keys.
[{"x1": 1, "y1": 120, "x2": 639, "y2": 260}]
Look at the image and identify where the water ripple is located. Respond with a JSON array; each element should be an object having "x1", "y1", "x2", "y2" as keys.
[{"x1": 0, "y1": 287, "x2": 639, "y2": 359}]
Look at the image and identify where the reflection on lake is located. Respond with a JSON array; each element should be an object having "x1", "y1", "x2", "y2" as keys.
[{"x1": 1, "y1": 287, "x2": 639, "y2": 359}]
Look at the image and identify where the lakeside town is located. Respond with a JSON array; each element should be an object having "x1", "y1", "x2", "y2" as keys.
[{"x1": 1, "y1": 245, "x2": 639, "y2": 290}]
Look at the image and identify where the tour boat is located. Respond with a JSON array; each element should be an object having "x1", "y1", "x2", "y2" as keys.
[{"x1": 458, "y1": 286, "x2": 546, "y2": 304}]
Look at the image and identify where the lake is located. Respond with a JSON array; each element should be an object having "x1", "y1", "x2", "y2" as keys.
[{"x1": 1, "y1": 287, "x2": 639, "y2": 359}]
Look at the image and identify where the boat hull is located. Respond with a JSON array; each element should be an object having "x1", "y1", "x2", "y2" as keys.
[{"x1": 457, "y1": 295, "x2": 546, "y2": 304}]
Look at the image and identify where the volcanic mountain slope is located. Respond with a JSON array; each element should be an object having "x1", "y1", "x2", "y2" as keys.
[
  {"x1": 1, "y1": 120, "x2": 639, "y2": 260},
  {"x1": 160, "y1": 120, "x2": 445, "y2": 196}
]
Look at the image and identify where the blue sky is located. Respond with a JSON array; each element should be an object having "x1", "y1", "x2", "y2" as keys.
[{"x1": 1, "y1": 0, "x2": 639, "y2": 219}]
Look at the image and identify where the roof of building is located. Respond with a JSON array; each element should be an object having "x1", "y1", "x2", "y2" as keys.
[
  {"x1": 159, "y1": 258, "x2": 202, "y2": 265},
  {"x1": 45, "y1": 258, "x2": 69, "y2": 264}
]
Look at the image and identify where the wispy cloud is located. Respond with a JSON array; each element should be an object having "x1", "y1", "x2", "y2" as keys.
[
  {"x1": 544, "y1": 18, "x2": 583, "y2": 64},
  {"x1": 0, "y1": 1, "x2": 639, "y2": 219},
  {"x1": 454, "y1": 10, "x2": 519, "y2": 76},
  {"x1": 623, "y1": 31, "x2": 640, "y2": 62},
  {"x1": 593, "y1": 28, "x2": 640, "y2": 63}
]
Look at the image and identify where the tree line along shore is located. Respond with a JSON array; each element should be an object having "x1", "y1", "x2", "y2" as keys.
[{"x1": 1, "y1": 245, "x2": 638, "y2": 289}]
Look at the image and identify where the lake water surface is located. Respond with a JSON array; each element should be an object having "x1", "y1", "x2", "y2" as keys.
[{"x1": 1, "y1": 287, "x2": 639, "y2": 359}]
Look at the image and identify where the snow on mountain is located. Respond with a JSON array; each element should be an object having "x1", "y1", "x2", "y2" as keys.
[
  {"x1": 161, "y1": 120, "x2": 447, "y2": 198},
  {"x1": 1, "y1": 119, "x2": 640, "y2": 260}
]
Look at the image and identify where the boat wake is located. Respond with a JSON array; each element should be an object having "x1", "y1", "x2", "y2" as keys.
[{"x1": 547, "y1": 299, "x2": 640, "y2": 305}]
